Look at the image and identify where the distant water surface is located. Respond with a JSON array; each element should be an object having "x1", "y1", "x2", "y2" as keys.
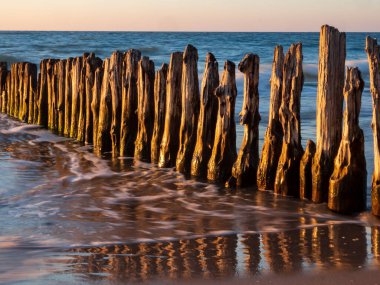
[{"x1": 0, "y1": 32, "x2": 380, "y2": 284}]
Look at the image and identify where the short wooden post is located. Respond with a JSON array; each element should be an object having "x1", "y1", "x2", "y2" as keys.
[
  {"x1": 207, "y1": 60, "x2": 237, "y2": 183},
  {"x1": 312, "y1": 25, "x2": 346, "y2": 203},
  {"x1": 328, "y1": 67, "x2": 366, "y2": 213},
  {"x1": 300, "y1": 140, "x2": 316, "y2": 200},
  {"x1": 109, "y1": 51, "x2": 123, "y2": 155},
  {"x1": 365, "y1": 36, "x2": 380, "y2": 216},
  {"x1": 151, "y1": 63, "x2": 168, "y2": 164},
  {"x1": 120, "y1": 49, "x2": 141, "y2": 157},
  {"x1": 274, "y1": 43, "x2": 304, "y2": 197},
  {"x1": 229, "y1": 53, "x2": 260, "y2": 187},
  {"x1": 63, "y1": 58, "x2": 73, "y2": 136},
  {"x1": 257, "y1": 46, "x2": 284, "y2": 190},
  {"x1": 158, "y1": 52, "x2": 183, "y2": 168},
  {"x1": 176, "y1": 45, "x2": 200, "y2": 173},
  {"x1": 134, "y1": 56, "x2": 155, "y2": 162},
  {"x1": 191, "y1": 53, "x2": 219, "y2": 177}
]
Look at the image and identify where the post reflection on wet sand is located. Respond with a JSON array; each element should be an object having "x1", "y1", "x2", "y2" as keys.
[{"x1": 59, "y1": 223, "x2": 372, "y2": 283}]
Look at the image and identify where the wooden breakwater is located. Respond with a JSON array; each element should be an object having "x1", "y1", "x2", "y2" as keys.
[{"x1": 0, "y1": 24, "x2": 379, "y2": 216}]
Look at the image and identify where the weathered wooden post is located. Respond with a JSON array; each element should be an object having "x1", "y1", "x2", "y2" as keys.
[
  {"x1": 63, "y1": 58, "x2": 73, "y2": 136},
  {"x1": 158, "y1": 52, "x2": 183, "y2": 168},
  {"x1": 109, "y1": 52, "x2": 123, "y2": 154},
  {"x1": 85, "y1": 55, "x2": 102, "y2": 145},
  {"x1": 56, "y1": 60, "x2": 66, "y2": 133},
  {"x1": 70, "y1": 56, "x2": 82, "y2": 138},
  {"x1": 134, "y1": 56, "x2": 155, "y2": 161},
  {"x1": 365, "y1": 36, "x2": 380, "y2": 216},
  {"x1": 77, "y1": 53, "x2": 89, "y2": 142},
  {"x1": 300, "y1": 140, "x2": 316, "y2": 200},
  {"x1": 151, "y1": 63, "x2": 168, "y2": 164},
  {"x1": 91, "y1": 64, "x2": 103, "y2": 150},
  {"x1": 49, "y1": 62, "x2": 60, "y2": 131},
  {"x1": 312, "y1": 25, "x2": 346, "y2": 203},
  {"x1": 120, "y1": 49, "x2": 141, "y2": 157},
  {"x1": 191, "y1": 53, "x2": 219, "y2": 177},
  {"x1": 257, "y1": 46, "x2": 284, "y2": 190},
  {"x1": 0, "y1": 62, "x2": 8, "y2": 113},
  {"x1": 229, "y1": 53, "x2": 260, "y2": 187},
  {"x1": 274, "y1": 43, "x2": 304, "y2": 197},
  {"x1": 328, "y1": 67, "x2": 366, "y2": 213},
  {"x1": 207, "y1": 60, "x2": 237, "y2": 183},
  {"x1": 176, "y1": 45, "x2": 200, "y2": 173},
  {"x1": 27, "y1": 63, "x2": 38, "y2": 124},
  {"x1": 96, "y1": 58, "x2": 112, "y2": 153}
]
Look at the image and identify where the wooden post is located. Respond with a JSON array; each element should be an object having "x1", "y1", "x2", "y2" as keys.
[
  {"x1": 207, "y1": 60, "x2": 237, "y2": 183},
  {"x1": 191, "y1": 53, "x2": 219, "y2": 177},
  {"x1": 57, "y1": 60, "x2": 66, "y2": 134},
  {"x1": 0, "y1": 63, "x2": 8, "y2": 114},
  {"x1": 274, "y1": 43, "x2": 304, "y2": 197},
  {"x1": 229, "y1": 53, "x2": 260, "y2": 187},
  {"x1": 312, "y1": 25, "x2": 346, "y2": 203},
  {"x1": 328, "y1": 67, "x2": 366, "y2": 213},
  {"x1": 70, "y1": 56, "x2": 83, "y2": 138},
  {"x1": 109, "y1": 51, "x2": 123, "y2": 155},
  {"x1": 176, "y1": 45, "x2": 200, "y2": 173},
  {"x1": 365, "y1": 36, "x2": 380, "y2": 216},
  {"x1": 257, "y1": 46, "x2": 284, "y2": 190},
  {"x1": 134, "y1": 56, "x2": 155, "y2": 162},
  {"x1": 158, "y1": 52, "x2": 183, "y2": 168},
  {"x1": 96, "y1": 58, "x2": 112, "y2": 153},
  {"x1": 85, "y1": 55, "x2": 102, "y2": 145},
  {"x1": 27, "y1": 63, "x2": 38, "y2": 124},
  {"x1": 20, "y1": 63, "x2": 37, "y2": 123},
  {"x1": 120, "y1": 49, "x2": 141, "y2": 157},
  {"x1": 49, "y1": 62, "x2": 59, "y2": 131},
  {"x1": 77, "y1": 53, "x2": 89, "y2": 142},
  {"x1": 300, "y1": 140, "x2": 316, "y2": 200},
  {"x1": 151, "y1": 63, "x2": 168, "y2": 164},
  {"x1": 91, "y1": 64, "x2": 104, "y2": 151},
  {"x1": 63, "y1": 58, "x2": 73, "y2": 136}
]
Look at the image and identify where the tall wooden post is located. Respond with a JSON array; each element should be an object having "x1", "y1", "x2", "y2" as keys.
[
  {"x1": 366, "y1": 36, "x2": 380, "y2": 216},
  {"x1": 63, "y1": 58, "x2": 73, "y2": 136},
  {"x1": 312, "y1": 25, "x2": 346, "y2": 203},
  {"x1": 158, "y1": 52, "x2": 183, "y2": 168},
  {"x1": 257, "y1": 46, "x2": 284, "y2": 190},
  {"x1": 328, "y1": 67, "x2": 366, "y2": 213},
  {"x1": 77, "y1": 53, "x2": 89, "y2": 142},
  {"x1": 151, "y1": 63, "x2": 168, "y2": 164},
  {"x1": 207, "y1": 60, "x2": 237, "y2": 183},
  {"x1": 134, "y1": 56, "x2": 155, "y2": 162},
  {"x1": 0, "y1": 63, "x2": 8, "y2": 114},
  {"x1": 120, "y1": 49, "x2": 141, "y2": 157},
  {"x1": 191, "y1": 53, "x2": 219, "y2": 177},
  {"x1": 70, "y1": 56, "x2": 82, "y2": 138},
  {"x1": 229, "y1": 53, "x2": 260, "y2": 187},
  {"x1": 91, "y1": 64, "x2": 104, "y2": 151},
  {"x1": 176, "y1": 45, "x2": 200, "y2": 173},
  {"x1": 274, "y1": 43, "x2": 304, "y2": 197}
]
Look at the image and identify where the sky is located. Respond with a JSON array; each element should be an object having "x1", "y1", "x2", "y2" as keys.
[{"x1": 1, "y1": 0, "x2": 380, "y2": 32}]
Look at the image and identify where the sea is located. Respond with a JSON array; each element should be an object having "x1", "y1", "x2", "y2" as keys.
[{"x1": 0, "y1": 31, "x2": 380, "y2": 284}]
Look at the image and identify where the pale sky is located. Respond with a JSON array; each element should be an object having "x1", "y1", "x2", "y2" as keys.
[{"x1": 1, "y1": 0, "x2": 380, "y2": 32}]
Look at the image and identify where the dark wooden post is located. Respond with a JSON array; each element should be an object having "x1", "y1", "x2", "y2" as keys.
[
  {"x1": 312, "y1": 25, "x2": 346, "y2": 203},
  {"x1": 176, "y1": 45, "x2": 200, "y2": 173},
  {"x1": 120, "y1": 49, "x2": 141, "y2": 157},
  {"x1": 274, "y1": 43, "x2": 304, "y2": 197},
  {"x1": 328, "y1": 67, "x2": 366, "y2": 213},
  {"x1": 57, "y1": 60, "x2": 66, "y2": 134},
  {"x1": 0, "y1": 62, "x2": 8, "y2": 113},
  {"x1": 27, "y1": 64, "x2": 38, "y2": 124},
  {"x1": 151, "y1": 63, "x2": 168, "y2": 164},
  {"x1": 300, "y1": 140, "x2": 316, "y2": 200},
  {"x1": 63, "y1": 58, "x2": 73, "y2": 136},
  {"x1": 77, "y1": 53, "x2": 89, "y2": 142},
  {"x1": 229, "y1": 53, "x2": 260, "y2": 187},
  {"x1": 207, "y1": 60, "x2": 237, "y2": 183},
  {"x1": 134, "y1": 56, "x2": 155, "y2": 161},
  {"x1": 365, "y1": 36, "x2": 380, "y2": 216},
  {"x1": 257, "y1": 46, "x2": 284, "y2": 190},
  {"x1": 91, "y1": 64, "x2": 104, "y2": 151},
  {"x1": 21, "y1": 63, "x2": 37, "y2": 123},
  {"x1": 158, "y1": 52, "x2": 183, "y2": 168},
  {"x1": 191, "y1": 53, "x2": 219, "y2": 177}
]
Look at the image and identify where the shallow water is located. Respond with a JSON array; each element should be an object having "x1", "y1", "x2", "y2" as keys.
[{"x1": 1, "y1": 32, "x2": 380, "y2": 284}]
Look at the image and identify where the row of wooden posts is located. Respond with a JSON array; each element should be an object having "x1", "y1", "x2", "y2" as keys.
[{"x1": 0, "y1": 25, "x2": 379, "y2": 216}]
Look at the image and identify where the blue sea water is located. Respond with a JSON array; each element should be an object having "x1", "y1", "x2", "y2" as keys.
[{"x1": 1, "y1": 31, "x2": 380, "y2": 284}]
